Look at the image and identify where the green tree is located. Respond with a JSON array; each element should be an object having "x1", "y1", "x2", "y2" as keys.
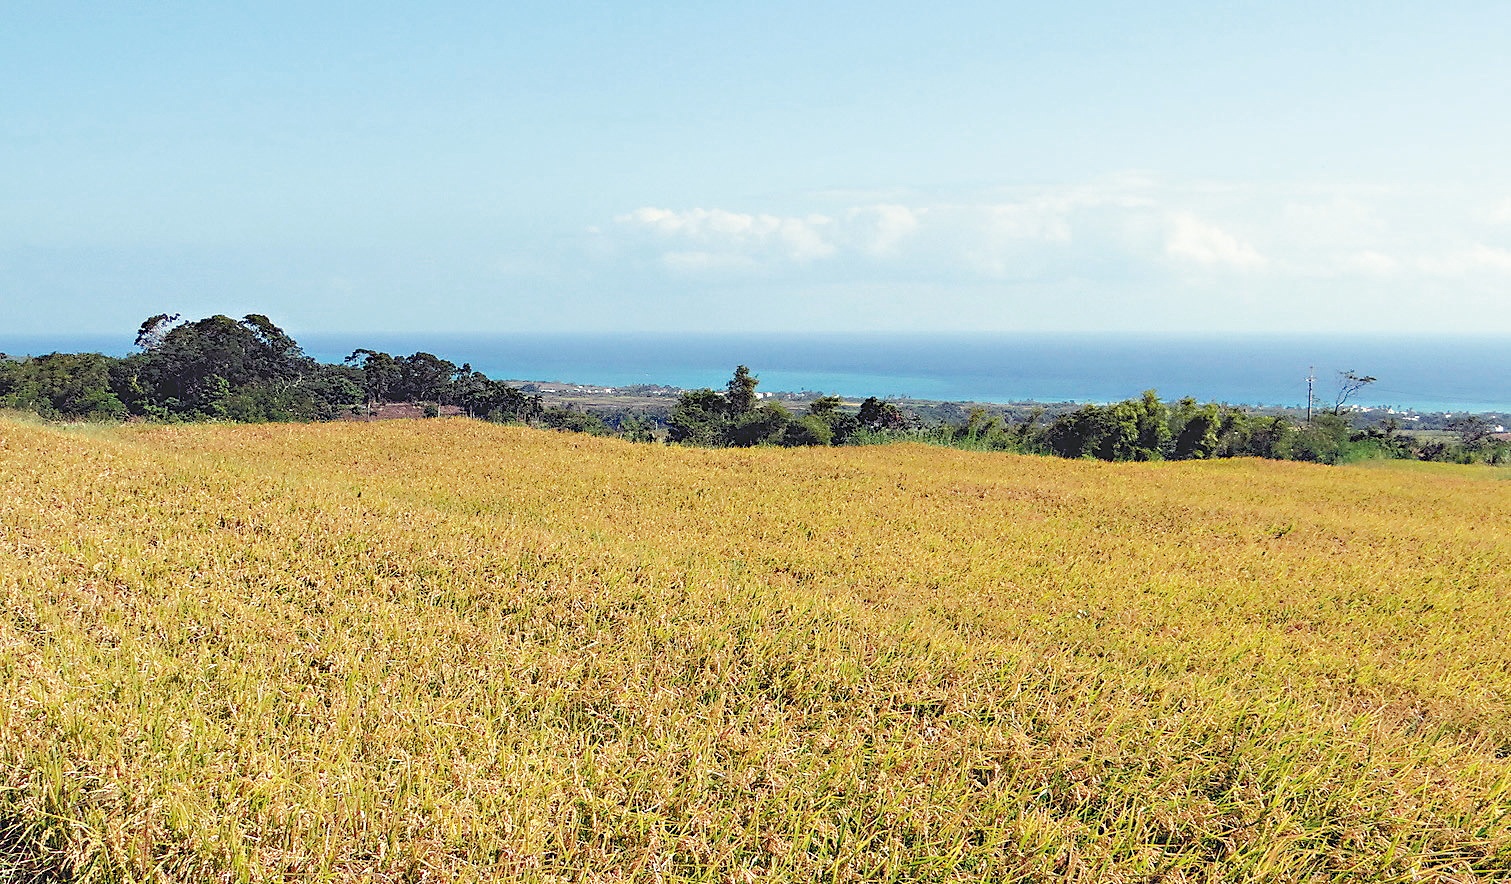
[
  {"x1": 669, "y1": 389, "x2": 728, "y2": 445},
  {"x1": 782, "y1": 414, "x2": 834, "y2": 446},
  {"x1": 617, "y1": 415, "x2": 659, "y2": 443},
  {"x1": 397, "y1": 352, "x2": 457, "y2": 407},
  {"x1": 451, "y1": 364, "x2": 487, "y2": 417},
  {"x1": 1243, "y1": 415, "x2": 1294, "y2": 459},
  {"x1": 857, "y1": 396, "x2": 907, "y2": 431},
  {"x1": 132, "y1": 314, "x2": 314, "y2": 418},
  {"x1": 728, "y1": 403, "x2": 791, "y2": 446},
  {"x1": 1011, "y1": 407, "x2": 1046, "y2": 452},
  {"x1": 1046, "y1": 391, "x2": 1168, "y2": 461},
  {"x1": 1170, "y1": 398, "x2": 1219, "y2": 460},
  {"x1": 1131, "y1": 390, "x2": 1170, "y2": 460},
  {"x1": 133, "y1": 313, "x2": 182, "y2": 351},
  {"x1": 807, "y1": 395, "x2": 843, "y2": 418},
  {"x1": 1097, "y1": 402, "x2": 1143, "y2": 461},
  {"x1": 466, "y1": 378, "x2": 540, "y2": 424},
  {"x1": 725, "y1": 365, "x2": 758, "y2": 417},
  {"x1": 346, "y1": 349, "x2": 402, "y2": 409},
  {"x1": 805, "y1": 395, "x2": 858, "y2": 444},
  {"x1": 0, "y1": 352, "x2": 127, "y2": 420},
  {"x1": 1292, "y1": 412, "x2": 1351, "y2": 464},
  {"x1": 298, "y1": 364, "x2": 365, "y2": 419},
  {"x1": 541, "y1": 406, "x2": 610, "y2": 435},
  {"x1": 1449, "y1": 415, "x2": 1494, "y2": 451}
]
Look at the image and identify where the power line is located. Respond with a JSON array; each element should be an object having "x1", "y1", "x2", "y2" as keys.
[{"x1": 1368, "y1": 386, "x2": 1509, "y2": 407}]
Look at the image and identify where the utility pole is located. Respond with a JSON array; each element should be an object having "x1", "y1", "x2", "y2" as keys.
[{"x1": 1306, "y1": 367, "x2": 1315, "y2": 425}]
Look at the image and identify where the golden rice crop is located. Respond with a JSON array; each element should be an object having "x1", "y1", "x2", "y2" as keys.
[{"x1": 1, "y1": 416, "x2": 1507, "y2": 882}]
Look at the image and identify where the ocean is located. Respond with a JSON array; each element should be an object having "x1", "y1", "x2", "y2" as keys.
[{"x1": 5, "y1": 332, "x2": 1509, "y2": 414}]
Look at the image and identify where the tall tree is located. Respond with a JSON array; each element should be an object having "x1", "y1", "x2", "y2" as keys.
[
  {"x1": 1333, "y1": 370, "x2": 1377, "y2": 413},
  {"x1": 133, "y1": 314, "x2": 311, "y2": 415},
  {"x1": 133, "y1": 313, "x2": 182, "y2": 351},
  {"x1": 669, "y1": 389, "x2": 729, "y2": 445},
  {"x1": 345, "y1": 349, "x2": 401, "y2": 409},
  {"x1": 397, "y1": 352, "x2": 457, "y2": 406},
  {"x1": 725, "y1": 365, "x2": 758, "y2": 417}
]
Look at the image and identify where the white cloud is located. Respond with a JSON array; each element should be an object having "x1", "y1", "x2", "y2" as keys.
[
  {"x1": 1341, "y1": 250, "x2": 1399, "y2": 276},
  {"x1": 661, "y1": 250, "x2": 759, "y2": 273},
  {"x1": 845, "y1": 204, "x2": 921, "y2": 256},
  {"x1": 617, "y1": 207, "x2": 835, "y2": 264},
  {"x1": 947, "y1": 199, "x2": 1083, "y2": 278},
  {"x1": 1281, "y1": 198, "x2": 1384, "y2": 247},
  {"x1": 1419, "y1": 243, "x2": 1511, "y2": 276},
  {"x1": 1473, "y1": 244, "x2": 1511, "y2": 271},
  {"x1": 777, "y1": 217, "x2": 836, "y2": 261},
  {"x1": 612, "y1": 180, "x2": 1511, "y2": 300},
  {"x1": 1164, "y1": 213, "x2": 1266, "y2": 269},
  {"x1": 589, "y1": 179, "x2": 1511, "y2": 331},
  {"x1": 984, "y1": 202, "x2": 1073, "y2": 244}
]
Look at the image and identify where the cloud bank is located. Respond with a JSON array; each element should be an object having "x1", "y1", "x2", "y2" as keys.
[
  {"x1": 612, "y1": 179, "x2": 1511, "y2": 288},
  {"x1": 580, "y1": 177, "x2": 1511, "y2": 332}
]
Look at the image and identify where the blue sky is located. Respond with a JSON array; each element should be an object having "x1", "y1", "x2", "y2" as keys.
[{"x1": 3, "y1": 2, "x2": 1510, "y2": 335}]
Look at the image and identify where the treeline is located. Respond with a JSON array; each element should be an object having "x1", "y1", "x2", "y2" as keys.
[
  {"x1": 0, "y1": 314, "x2": 553, "y2": 426},
  {"x1": 666, "y1": 367, "x2": 1508, "y2": 466},
  {"x1": 3, "y1": 314, "x2": 1505, "y2": 466},
  {"x1": 935, "y1": 396, "x2": 1507, "y2": 465}
]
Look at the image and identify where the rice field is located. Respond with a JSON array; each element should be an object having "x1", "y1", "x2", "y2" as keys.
[{"x1": 1, "y1": 416, "x2": 1508, "y2": 882}]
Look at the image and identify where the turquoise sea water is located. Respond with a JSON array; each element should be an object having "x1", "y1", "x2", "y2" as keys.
[
  {"x1": 6, "y1": 332, "x2": 1509, "y2": 414},
  {"x1": 306, "y1": 333, "x2": 1511, "y2": 414}
]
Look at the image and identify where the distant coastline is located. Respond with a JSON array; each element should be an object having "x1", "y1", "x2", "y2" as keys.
[{"x1": 4, "y1": 331, "x2": 1508, "y2": 415}]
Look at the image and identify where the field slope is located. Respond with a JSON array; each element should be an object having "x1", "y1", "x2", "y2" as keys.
[{"x1": 1, "y1": 417, "x2": 1508, "y2": 882}]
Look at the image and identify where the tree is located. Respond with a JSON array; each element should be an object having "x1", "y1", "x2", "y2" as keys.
[
  {"x1": 1045, "y1": 391, "x2": 1169, "y2": 461},
  {"x1": 669, "y1": 389, "x2": 728, "y2": 445},
  {"x1": 1333, "y1": 370, "x2": 1377, "y2": 413},
  {"x1": 807, "y1": 395, "x2": 843, "y2": 418},
  {"x1": 540, "y1": 406, "x2": 610, "y2": 435},
  {"x1": 728, "y1": 403, "x2": 791, "y2": 446},
  {"x1": 132, "y1": 314, "x2": 313, "y2": 417},
  {"x1": 0, "y1": 352, "x2": 127, "y2": 420},
  {"x1": 782, "y1": 414, "x2": 834, "y2": 446},
  {"x1": 806, "y1": 395, "x2": 858, "y2": 444},
  {"x1": 239, "y1": 314, "x2": 314, "y2": 389},
  {"x1": 857, "y1": 396, "x2": 907, "y2": 431},
  {"x1": 1011, "y1": 406, "x2": 1046, "y2": 451},
  {"x1": 452, "y1": 364, "x2": 487, "y2": 417},
  {"x1": 1212, "y1": 407, "x2": 1255, "y2": 458},
  {"x1": 397, "y1": 352, "x2": 457, "y2": 407},
  {"x1": 725, "y1": 365, "x2": 758, "y2": 417},
  {"x1": 1097, "y1": 402, "x2": 1143, "y2": 461},
  {"x1": 1292, "y1": 412, "x2": 1351, "y2": 464},
  {"x1": 134, "y1": 313, "x2": 182, "y2": 351},
  {"x1": 346, "y1": 349, "x2": 401, "y2": 409},
  {"x1": 297, "y1": 364, "x2": 364, "y2": 420},
  {"x1": 1241, "y1": 415, "x2": 1294, "y2": 460},
  {"x1": 1131, "y1": 390, "x2": 1170, "y2": 459},
  {"x1": 617, "y1": 415, "x2": 658, "y2": 443},
  {"x1": 1449, "y1": 414, "x2": 1494, "y2": 450},
  {"x1": 471, "y1": 380, "x2": 541, "y2": 424},
  {"x1": 1046, "y1": 405, "x2": 1109, "y2": 459},
  {"x1": 1170, "y1": 398, "x2": 1219, "y2": 460}
]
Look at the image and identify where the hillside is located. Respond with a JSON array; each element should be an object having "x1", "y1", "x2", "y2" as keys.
[{"x1": 1, "y1": 417, "x2": 1508, "y2": 881}]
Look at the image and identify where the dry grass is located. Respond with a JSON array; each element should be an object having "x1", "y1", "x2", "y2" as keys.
[{"x1": 1, "y1": 417, "x2": 1507, "y2": 882}]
